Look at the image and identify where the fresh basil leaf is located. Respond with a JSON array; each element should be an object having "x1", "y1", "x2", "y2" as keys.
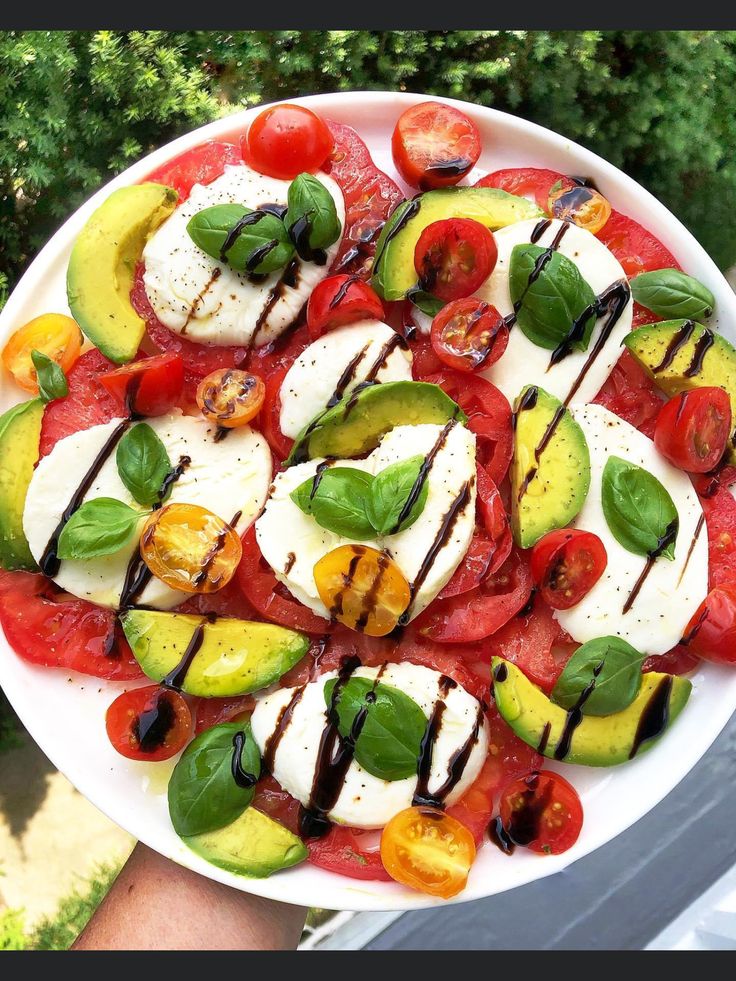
[
  {"x1": 291, "y1": 467, "x2": 375, "y2": 539},
  {"x1": 409, "y1": 290, "x2": 445, "y2": 318},
  {"x1": 552, "y1": 636, "x2": 645, "y2": 716},
  {"x1": 168, "y1": 721, "x2": 260, "y2": 837},
  {"x1": 366, "y1": 455, "x2": 429, "y2": 535},
  {"x1": 187, "y1": 203, "x2": 294, "y2": 274},
  {"x1": 56, "y1": 498, "x2": 147, "y2": 560},
  {"x1": 602, "y1": 456, "x2": 679, "y2": 560},
  {"x1": 323, "y1": 677, "x2": 426, "y2": 781},
  {"x1": 509, "y1": 244, "x2": 597, "y2": 352},
  {"x1": 285, "y1": 173, "x2": 341, "y2": 257},
  {"x1": 630, "y1": 268, "x2": 715, "y2": 321},
  {"x1": 116, "y1": 423, "x2": 172, "y2": 507},
  {"x1": 31, "y1": 349, "x2": 67, "y2": 403}
]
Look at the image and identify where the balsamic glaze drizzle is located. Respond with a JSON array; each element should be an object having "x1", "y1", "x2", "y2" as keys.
[
  {"x1": 622, "y1": 518, "x2": 679, "y2": 615},
  {"x1": 161, "y1": 620, "x2": 206, "y2": 691},
  {"x1": 389, "y1": 420, "x2": 456, "y2": 534},
  {"x1": 412, "y1": 675, "x2": 456, "y2": 807},
  {"x1": 134, "y1": 692, "x2": 176, "y2": 753},
  {"x1": 652, "y1": 321, "x2": 696, "y2": 373},
  {"x1": 231, "y1": 731, "x2": 258, "y2": 789},
  {"x1": 553, "y1": 660, "x2": 604, "y2": 760},
  {"x1": 628, "y1": 676, "x2": 673, "y2": 759}
]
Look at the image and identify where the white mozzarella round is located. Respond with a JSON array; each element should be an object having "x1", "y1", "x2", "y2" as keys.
[
  {"x1": 477, "y1": 218, "x2": 632, "y2": 406},
  {"x1": 23, "y1": 413, "x2": 272, "y2": 610},
  {"x1": 142, "y1": 164, "x2": 345, "y2": 348},
  {"x1": 250, "y1": 662, "x2": 488, "y2": 829},
  {"x1": 279, "y1": 320, "x2": 413, "y2": 439},
  {"x1": 555, "y1": 403, "x2": 708, "y2": 654}
]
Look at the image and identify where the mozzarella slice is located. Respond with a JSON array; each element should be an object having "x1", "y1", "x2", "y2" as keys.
[
  {"x1": 250, "y1": 662, "x2": 488, "y2": 829},
  {"x1": 477, "y1": 218, "x2": 632, "y2": 405},
  {"x1": 555, "y1": 403, "x2": 708, "y2": 654},
  {"x1": 279, "y1": 320, "x2": 413, "y2": 439},
  {"x1": 255, "y1": 422, "x2": 476, "y2": 621},
  {"x1": 23, "y1": 413, "x2": 272, "y2": 610},
  {"x1": 142, "y1": 164, "x2": 345, "y2": 348}
]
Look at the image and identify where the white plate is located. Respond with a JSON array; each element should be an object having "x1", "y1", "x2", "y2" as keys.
[{"x1": 1, "y1": 91, "x2": 735, "y2": 913}]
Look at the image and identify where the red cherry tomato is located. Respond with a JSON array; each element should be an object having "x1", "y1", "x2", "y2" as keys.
[
  {"x1": 593, "y1": 350, "x2": 664, "y2": 440},
  {"x1": 684, "y1": 583, "x2": 736, "y2": 665},
  {"x1": 391, "y1": 102, "x2": 481, "y2": 191},
  {"x1": 498, "y1": 770, "x2": 583, "y2": 855},
  {"x1": 430, "y1": 298, "x2": 508, "y2": 373},
  {"x1": 475, "y1": 168, "x2": 572, "y2": 212},
  {"x1": 654, "y1": 389, "x2": 732, "y2": 474},
  {"x1": 105, "y1": 685, "x2": 193, "y2": 762},
  {"x1": 242, "y1": 104, "x2": 334, "y2": 180},
  {"x1": 413, "y1": 219, "x2": 497, "y2": 302},
  {"x1": 306, "y1": 274, "x2": 385, "y2": 341},
  {"x1": 530, "y1": 529, "x2": 608, "y2": 611},
  {"x1": 595, "y1": 209, "x2": 680, "y2": 278},
  {"x1": 143, "y1": 141, "x2": 242, "y2": 203},
  {"x1": 99, "y1": 353, "x2": 185, "y2": 417},
  {"x1": 487, "y1": 592, "x2": 573, "y2": 694}
]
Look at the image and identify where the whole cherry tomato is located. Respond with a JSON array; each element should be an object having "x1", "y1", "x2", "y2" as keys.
[{"x1": 242, "y1": 104, "x2": 334, "y2": 180}]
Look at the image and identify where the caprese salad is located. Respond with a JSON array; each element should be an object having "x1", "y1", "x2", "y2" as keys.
[{"x1": 2, "y1": 99, "x2": 735, "y2": 901}]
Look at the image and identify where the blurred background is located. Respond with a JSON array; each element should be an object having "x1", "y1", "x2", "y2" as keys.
[{"x1": 1, "y1": 29, "x2": 736, "y2": 950}]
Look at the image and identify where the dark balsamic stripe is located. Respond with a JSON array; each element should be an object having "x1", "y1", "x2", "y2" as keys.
[{"x1": 389, "y1": 420, "x2": 456, "y2": 534}]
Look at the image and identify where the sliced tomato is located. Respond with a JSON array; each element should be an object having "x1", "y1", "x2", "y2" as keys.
[
  {"x1": 642, "y1": 645, "x2": 700, "y2": 675},
  {"x1": 498, "y1": 770, "x2": 583, "y2": 855},
  {"x1": 251, "y1": 775, "x2": 302, "y2": 837},
  {"x1": 414, "y1": 219, "x2": 497, "y2": 302},
  {"x1": 106, "y1": 685, "x2": 192, "y2": 761},
  {"x1": 700, "y1": 484, "x2": 736, "y2": 588},
  {"x1": 175, "y1": 578, "x2": 257, "y2": 621},
  {"x1": 409, "y1": 328, "x2": 444, "y2": 377},
  {"x1": 487, "y1": 593, "x2": 572, "y2": 693},
  {"x1": 683, "y1": 584, "x2": 736, "y2": 666},
  {"x1": 193, "y1": 695, "x2": 255, "y2": 735},
  {"x1": 595, "y1": 209, "x2": 680, "y2": 278},
  {"x1": 481, "y1": 706, "x2": 544, "y2": 803},
  {"x1": 392, "y1": 102, "x2": 481, "y2": 191},
  {"x1": 593, "y1": 350, "x2": 663, "y2": 439},
  {"x1": 430, "y1": 298, "x2": 508, "y2": 372},
  {"x1": 0, "y1": 571, "x2": 143, "y2": 681},
  {"x1": 530, "y1": 529, "x2": 607, "y2": 611},
  {"x1": 445, "y1": 755, "x2": 496, "y2": 845},
  {"x1": 259, "y1": 363, "x2": 294, "y2": 461},
  {"x1": 475, "y1": 168, "x2": 571, "y2": 212},
  {"x1": 99, "y1": 352, "x2": 184, "y2": 417},
  {"x1": 142, "y1": 141, "x2": 242, "y2": 202},
  {"x1": 654, "y1": 389, "x2": 732, "y2": 474},
  {"x1": 306, "y1": 274, "x2": 384, "y2": 341},
  {"x1": 308, "y1": 825, "x2": 391, "y2": 881}
]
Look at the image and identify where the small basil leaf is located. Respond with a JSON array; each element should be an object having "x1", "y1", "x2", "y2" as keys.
[
  {"x1": 187, "y1": 203, "x2": 294, "y2": 274},
  {"x1": 291, "y1": 467, "x2": 375, "y2": 539},
  {"x1": 551, "y1": 636, "x2": 645, "y2": 716},
  {"x1": 323, "y1": 677, "x2": 426, "y2": 781},
  {"x1": 31, "y1": 349, "x2": 67, "y2": 403},
  {"x1": 602, "y1": 456, "x2": 679, "y2": 560},
  {"x1": 56, "y1": 498, "x2": 147, "y2": 560},
  {"x1": 168, "y1": 721, "x2": 260, "y2": 837},
  {"x1": 630, "y1": 268, "x2": 715, "y2": 321},
  {"x1": 116, "y1": 423, "x2": 172, "y2": 507},
  {"x1": 409, "y1": 290, "x2": 445, "y2": 318},
  {"x1": 366, "y1": 455, "x2": 429, "y2": 535},
  {"x1": 509, "y1": 244, "x2": 597, "y2": 352},
  {"x1": 285, "y1": 173, "x2": 341, "y2": 258}
]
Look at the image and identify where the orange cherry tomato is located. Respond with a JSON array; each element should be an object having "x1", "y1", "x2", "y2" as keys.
[
  {"x1": 140, "y1": 503, "x2": 243, "y2": 594},
  {"x1": 380, "y1": 805, "x2": 476, "y2": 899},
  {"x1": 313, "y1": 544, "x2": 410, "y2": 637},
  {"x1": 2, "y1": 313, "x2": 82, "y2": 393},
  {"x1": 105, "y1": 684, "x2": 193, "y2": 761},
  {"x1": 196, "y1": 368, "x2": 265, "y2": 428},
  {"x1": 548, "y1": 182, "x2": 612, "y2": 235}
]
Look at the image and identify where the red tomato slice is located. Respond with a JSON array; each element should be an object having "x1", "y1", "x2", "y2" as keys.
[
  {"x1": 530, "y1": 529, "x2": 607, "y2": 611},
  {"x1": 685, "y1": 583, "x2": 736, "y2": 665},
  {"x1": 414, "y1": 219, "x2": 497, "y2": 302},
  {"x1": 498, "y1": 770, "x2": 583, "y2": 855},
  {"x1": 308, "y1": 825, "x2": 391, "y2": 881},
  {"x1": 193, "y1": 695, "x2": 255, "y2": 735},
  {"x1": 595, "y1": 209, "x2": 680, "y2": 277},
  {"x1": 99, "y1": 352, "x2": 184, "y2": 417},
  {"x1": 392, "y1": 102, "x2": 481, "y2": 191},
  {"x1": 445, "y1": 755, "x2": 496, "y2": 845},
  {"x1": 105, "y1": 684, "x2": 192, "y2": 761},
  {"x1": 475, "y1": 168, "x2": 571, "y2": 212},
  {"x1": 487, "y1": 593, "x2": 572, "y2": 693},
  {"x1": 0, "y1": 571, "x2": 143, "y2": 681},
  {"x1": 409, "y1": 328, "x2": 444, "y2": 378},
  {"x1": 593, "y1": 350, "x2": 663, "y2": 439},
  {"x1": 259, "y1": 363, "x2": 294, "y2": 461},
  {"x1": 654, "y1": 389, "x2": 732, "y2": 474},
  {"x1": 175, "y1": 578, "x2": 257, "y2": 621},
  {"x1": 700, "y1": 484, "x2": 736, "y2": 588},
  {"x1": 430, "y1": 298, "x2": 508, "y2": 373},
  {"x1": 642, "y1": 645, "x2": 700, "y2": 675},
  {"x1": 142, "y1": 141, "x2": 242, "y2": 202},
  {"x1": 252, "y1": 775, "x2": 302, "y2": 837},
  {"x1": 482, "y1": 705, "x2": 544, "y2": 802},
  {"x1": 306, "y1": 274, "x2": 384, "y2": 341}
]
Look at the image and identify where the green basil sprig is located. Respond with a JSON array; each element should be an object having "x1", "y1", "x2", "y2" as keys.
[
  {"x1": 57, "y1": 498, "x2": 149, "y2": 560},
  {"x1": 601, "y1": 456, "x2": 679, "y2": 560},
  {"x1": 365, "y1": 456, "x2": 429, "y2": 535},
  {"x1": 31, "y1": 349, "x2": 67, "y2": 403},
  {"x1": 187, "y1": 203, "x2": 295, "y2": 274},
  {"x1": 630, "y1": 268, "x2": 715, "y2": 321},
  {"x1": 552, "y1": 636, "x2": 645, "y2": 717},
  {"x1": 116, "y1": 423, "x2": 172, "y2": 507},
  {"x1": 285, "y1": 173, "x2": 341, "y2": 259},
  {"x1": 509, "y1": 244, "x2": 597, "y2": 352},
  {"x1": 323, "y1": 677, "x2": 426, "y2": 781},
  {"x1": 168, "y1": 721, "x2": 261, "y2": 837}
]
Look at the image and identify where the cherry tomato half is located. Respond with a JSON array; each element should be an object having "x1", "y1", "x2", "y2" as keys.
[
  {"x1": 2, "y1": 313, "x2": 82, "y2": 393},
  {"x1": 380, "y1": 805, "x2": 476, "y2": 899},
  {"x1": 430, "y1": 298, "x2": 508, "y2": 373},
  {"x1": 684, "y1": 583, "x2": 736, "y2": 665},
  {"x1": 654, "y1": 388, "x2": 732, "y2": 474},
  {"x1": 548, "y1": 182, "x2": 612, "y2": 235},
  {"x1": 196, "y1": 368, "x2": 265, "y2": 429},
  {"x1": 105, "y1": 684, "x2": 193, "y2": 761},
  {"x1": 306, "y1": 274, "x2": 384, "y2": 341},
  {"x1": 242, "y1": 104, "x2": 334, "y2": 180},
  {"x1": 99, "y1": 352, "x2": 184, "y2": 417},
  {"x1": 498, "y1": 770, "x2": 583, "y2": 855},
  {"x1": 414, "y1": 218, "x2": 497, "y2": 302},
  {"x1": 391, "y1": 102, "x2": 481, "y2": 191},
  {"x1": 530, "y1": 529, "x2": 607, "y2": 611}
]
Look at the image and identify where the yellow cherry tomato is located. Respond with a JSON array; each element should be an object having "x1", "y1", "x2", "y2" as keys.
[
  {"x1": 140, "y1": 503, "x2": 242, "y2": 594},
  {"x1": 196, "y1": 368, "x2": 265, "y2": 428},
  {"x1": 313, "y1": 544, "x2": 411, "y2": 637},
  {"x1": 2, "y1": 313, "x2": 82, "y2": 393},
  {"x1": 380, "y1": 806, "x2": 476, "y2": 899},
  {"x1": 548, "y1": 183, "x2": 612, "y2": 235}
]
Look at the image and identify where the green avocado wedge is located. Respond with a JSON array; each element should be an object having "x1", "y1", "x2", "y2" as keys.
[
  {"x1": 120, "y1": 610, "x2": 309, "y2": 697},
  {"x1": 183, "y1": 806, "x2": 308, "y2": 878},
  {"x1": 0, "y1": 398, "x2": 44, "y2": 571},
  {"x1": 67, "y1": 183, "x2": 178, "y2": 364},
  {"x1": 492, "y1": 658, "x2": 692, "y2": 767}
]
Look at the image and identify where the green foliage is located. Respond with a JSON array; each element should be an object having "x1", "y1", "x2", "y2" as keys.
[
  {"x1": 0, "y1": 690, "x2": 22, "y2": 753},
  {"x1": 0, "y1": 907, "x2": 27, "y2": 950}
]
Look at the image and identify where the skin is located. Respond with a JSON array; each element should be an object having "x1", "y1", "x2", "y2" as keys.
[{"x1": 73, "y1": 843, "x2": 307, "y2": 951}]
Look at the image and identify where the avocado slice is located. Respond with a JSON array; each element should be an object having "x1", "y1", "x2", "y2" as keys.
[
  {"x1": 184, "y1": 805, "x2": 307, "y2": 878},
  {"x1": 120, "y1": 610, "x2": 309, "y2": 697},
  {"x1": 624, "y1": 320, "x2": 736, "y2": 463},
  {"x1": 0, "y1": 398, "x2": 44, "y2": 571},
  {"x1": 493, "y1": 658, "x2": 692, "y2": 767},
  {"x1": 67, "y1": 183, "x2": 178, "y2": 364},
  {"x1": 285, "y1": 380, "x2": 467, "y2": 465},
  {"x1": 372, "y1": 186, "x2": 543, "y2": 301},
  {"x1": 511, "y1": 385, "x2": 590, "y2": 548}
]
